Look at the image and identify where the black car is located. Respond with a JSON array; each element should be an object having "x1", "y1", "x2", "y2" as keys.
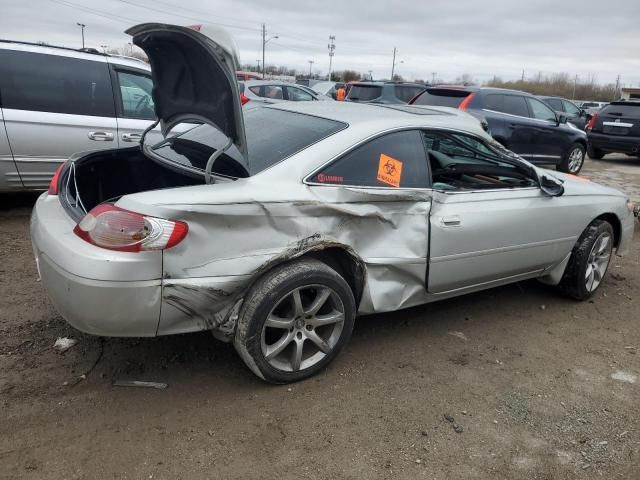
[
  {"x1": 345, "y1": 81, "x2": 426, "y2": 104},
  {"x1": 586, "y1": 101, "x2": 640, "y2": 159},
  {"x1": 538, "y1": 96, "x2": 589, "y2": 130},
  {"x1": 409, "y1": 87, "x2": 588, "y2": 173}
]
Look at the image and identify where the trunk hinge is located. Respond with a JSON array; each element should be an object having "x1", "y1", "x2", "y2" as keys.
[{"x1": 205, "y1": 137, "x2": 234, "y2": 184}]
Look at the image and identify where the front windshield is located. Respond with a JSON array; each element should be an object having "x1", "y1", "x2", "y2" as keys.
[{"x1": 150, "y1": 108, "x2": 346, "y2": 178}]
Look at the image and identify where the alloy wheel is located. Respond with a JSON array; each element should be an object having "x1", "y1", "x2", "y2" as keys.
[
  {"x1": 568, "y1": 147, "x2": 585, "y2": 173},
  {"x1": 260, "y1": 285, "x2": 345, "y2": 372},
  {"x1": 585, "y1": 232, "x2": 612, "y2": 292}
]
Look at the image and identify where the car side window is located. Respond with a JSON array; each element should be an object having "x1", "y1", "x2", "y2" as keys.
[
  {"x1": 527, "y1": 97, "x2": 557, "y2": 122},
  {"x1": 287, "y1": 87, "x2": 314, "y2": 101},
  {"x1": 394, "y1": 86, "x2": 425, "y2": 102},
  {"x1": 249, "y1": 85, "x2": 284, "y2": 99},
  {"x1": 563, "y1": 100, "x2": 580, "y2": 115},
  {"x1": 501, "y1": 95, "x2": 529, "y2": 117},
  {"x1": 117, "y1": 71, "x2": 155, "y2": 120},
  {"x1": 546, "y1": 98, "x2": 564, "y2": 111},
  {"x1": 425, "y1": 130, "x2": 537, "y2": 191},
  {"x1": 312, "y1": 130, "x2": 429, "y2": 188},
  {"x1": 0, "y1": 50, "x2": 115, "y2": 117}
]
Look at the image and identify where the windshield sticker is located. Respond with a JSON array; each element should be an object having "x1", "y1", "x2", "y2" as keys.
[
  {"x1": 377, "y1": 153, "x2": 403, "y2": 187},
  {"x1": 317, "y1": 173, "x2": 344, "y2": 183}
]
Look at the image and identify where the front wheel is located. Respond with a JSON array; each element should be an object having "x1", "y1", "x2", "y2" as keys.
[
  {"x1": 234, "y1": 259, "x2": 356, "y2": 383},
  {"x1": 557, "y1": 220, "x2": 614, "y2": 300},
  {"x1": 558, "y1": 143, "x2": 586, "y2": 174}
]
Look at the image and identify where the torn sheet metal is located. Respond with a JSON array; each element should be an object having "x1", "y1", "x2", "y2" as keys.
[{"x1": 156, "y1": 185, "x2": 432, "y2": 338}]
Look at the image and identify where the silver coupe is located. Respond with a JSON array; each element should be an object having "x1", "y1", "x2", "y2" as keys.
[{"x1": 31, "y1": 24, "x2": 637, "y2": 383}]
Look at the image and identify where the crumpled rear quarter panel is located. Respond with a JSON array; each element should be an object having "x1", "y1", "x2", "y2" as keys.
[{"x1": 153, "y1": 184, "x2": 432, "y2": 337}]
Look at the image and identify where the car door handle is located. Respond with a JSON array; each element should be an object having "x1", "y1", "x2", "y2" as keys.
[
  {"x1": 88, "y1": 131, "x2": 114, "y2": 141},
  {"x1": 441, "y1": 216, "x2": 461, "y2": 227},
  {"x1": 121, "y1": 133, "x2": 142, "y2": 143}
]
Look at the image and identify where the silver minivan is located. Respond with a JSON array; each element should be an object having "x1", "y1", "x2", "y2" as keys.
[{"x1": 0, "y1": 41, "x2": 159, "y2": 191}]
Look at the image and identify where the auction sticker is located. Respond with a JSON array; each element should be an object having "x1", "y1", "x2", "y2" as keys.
[{"x1": 377, "y1": 153, "x2": 403, "y2": 187}]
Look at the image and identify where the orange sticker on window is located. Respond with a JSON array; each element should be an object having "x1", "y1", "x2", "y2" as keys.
[{"x1": 377, "y1": 153, "x2": 403, "y2": 187}]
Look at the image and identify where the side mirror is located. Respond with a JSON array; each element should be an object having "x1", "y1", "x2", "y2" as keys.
[
  {"x1": 539, "y1": 175, "x2": 564, "y2": 197},
  {"x1": 558, "y1": 114, "x2": 568, "y2": 124}
]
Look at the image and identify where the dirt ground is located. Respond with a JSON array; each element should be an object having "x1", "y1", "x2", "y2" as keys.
[{"x1": 1, "y1": 155, "x2": 639, "y2": 480}]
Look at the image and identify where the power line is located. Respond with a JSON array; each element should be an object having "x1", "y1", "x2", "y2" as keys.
[{"x1": 49, "y1": 0, "x2": 137, "y2": 25}]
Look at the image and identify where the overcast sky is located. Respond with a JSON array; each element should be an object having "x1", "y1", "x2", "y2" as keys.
[{"x1": 2, "y1": 0, "x2": 639, "y2": 85}]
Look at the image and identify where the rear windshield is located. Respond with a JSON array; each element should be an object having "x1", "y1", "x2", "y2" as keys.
[
  {"x1": 347, "y1": 85, "x2": 382, "y2": 101},
  {"x1": 150, "y1": 108, "x2": 346, "y2": 178},
  {"x1": 599, "y1": 103, "x2": 640, "y2": 116},
  {"x1": 394, "y1": 85, "x2": 426, "y2": 102},
  {"x1": 412, "y1": 89, "x2": 471, "y2": 107}
]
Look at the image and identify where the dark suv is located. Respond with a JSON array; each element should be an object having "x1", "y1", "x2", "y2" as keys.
[
  {"x1": 345, "y1": 81, "x2": 426, "y2": 104},
  {"x1": 538, "y1": 96, "x2": 588, "y2": 130},
  {"x1": 586, "y1": 101, "x2": 640, "y2": 159},
  {"x1": 409, "y1": 87, "x2": 588, "y2": 173}
]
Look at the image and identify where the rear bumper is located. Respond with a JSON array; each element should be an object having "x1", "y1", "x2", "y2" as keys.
[
  {"x1": 31, "y1": 193, "x2": 163, "y2": 336},
  {"x1": 588, "y1": 132, "x2": 640, "y2": 155}
]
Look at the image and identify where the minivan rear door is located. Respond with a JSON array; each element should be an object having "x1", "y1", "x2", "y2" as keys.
[{"x1": 0, "y1": 48, "x2": 118, "y2": 189}]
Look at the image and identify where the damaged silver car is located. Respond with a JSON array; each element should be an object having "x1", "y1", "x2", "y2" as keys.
[{"x1": 31, "y1": 24, "x2": 637, "y2": 383}]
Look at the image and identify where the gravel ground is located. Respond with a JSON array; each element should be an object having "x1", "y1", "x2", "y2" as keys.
[{"x1": 1, "y1": 155, "x2": 639, "y2": 479}]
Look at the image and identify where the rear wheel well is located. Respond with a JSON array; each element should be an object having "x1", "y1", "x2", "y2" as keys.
[
  {"x1": 306, "y1": 248, "x2": 366, "y2": 307},
  {"x1": 594, "y1": 213, "x2": 621, "y2": 247}
]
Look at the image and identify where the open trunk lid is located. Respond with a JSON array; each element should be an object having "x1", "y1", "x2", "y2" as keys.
[{"x1": 126, "y1": 23, "x2": 247, "y2": 158}]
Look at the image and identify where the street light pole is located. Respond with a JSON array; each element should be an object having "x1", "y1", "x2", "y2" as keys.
[
  {"x1": 101, "y1": 44, "x2": 108, "y2": 53},
  {"x1": 308, "y1": 60, "x2": 314, "y2": 78},
  {"x1": 76, "y1": 22, "x2": 86, "y2": 49},
  {"x1": 327, "y1": 35, "x2": 335, "y2": 81},
  {"x1": 261, "y1": 24, "x2": 278, "y2": 80},
  {"x1": 391, "y1": 47, "x2": 397, "y2": 79}
]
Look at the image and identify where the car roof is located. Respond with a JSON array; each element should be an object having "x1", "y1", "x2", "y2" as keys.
[
  {"x1": 350, "y1": 81, "x2": 426, "y2": 87},
  {"x1": 265, "y1": 101, "x2": 487, "y2": 135},
  {"x1": 0, "y1": 39, "x2": 150, "y2": 70},
  {"x1": 244, "y1": 79, "x2": 298, "y2": 87},
  {"x1": 428, "y1": 85, "x2": 536, "y2": 96}
]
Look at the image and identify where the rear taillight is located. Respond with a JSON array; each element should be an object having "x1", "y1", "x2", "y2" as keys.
[
  {"x1": 585, "y1": 113, "x2": 598, "y2": 131},
  {"x1": 458, "y1": 93, "x2": 475, "y2": 111},
  {"x1": 73, "y1": 204, "x2": 188, "y2": 252},
  {"x1": 240, "y1": 93, "x2": 250, "y2": 105},
  {"x1": 48, "y1": 163, "x2": 65, "y2": 195}
]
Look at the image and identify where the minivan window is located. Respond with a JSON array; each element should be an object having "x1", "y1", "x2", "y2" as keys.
[
  {"x1": 412, "y1": 89, "x2": 470, "y2": 107},
  {"x1": 347, "y1": 85, "x2": 382, "y2": 101},
  {"x1": 0, "y1": 50, "x2": 114, "y2": 117},
  {"x1": 151, "y1": 108, "x2": 346, "y2": 177},
  {"x1": 117, "y1": 71, "x2": 155, "y2": 120}
]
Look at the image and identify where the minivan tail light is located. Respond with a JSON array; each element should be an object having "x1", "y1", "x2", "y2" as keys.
[
  {"x1": 585, "y1": 113, "x2": 598, "y2": 131},
  {"x1": 240, "y1": 92, "x2": 250, "y2": 105},
  {"x1": 48, "y1": 163, "x2": 65, "y2": 195},
  {"x1": 73, "y1": 204, "x2": 188, "y2": 252},
  {"x1": 458, "y1": 93, "x2": 475, "y2": 111}
]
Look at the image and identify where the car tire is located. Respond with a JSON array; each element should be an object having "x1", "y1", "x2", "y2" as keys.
[
  {"x1": 557, "y1": 219, "x2": 614, "y2": 300},
  {"x1": 587, "y1": 145, "x2": 604, "y2": 160},
  {"x1": 559, "y1": 143, "x2": 586, "y2": 174},
  {"x1": 234, "y1": 258, "x2": 356, "y2": 383}
]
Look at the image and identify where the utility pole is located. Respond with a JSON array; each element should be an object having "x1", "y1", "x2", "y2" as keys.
[
  {"x1": 431, "y1": 72, "x2": 437, "y2": 85},
  {"x1": 308, "y1": 60, "x2": 314, "y2": 78},
  {"x1": 76, "y1": 22, "x2": 86, "y2": 49},
  {"x1": 256, "y1": 59, "x2": 261, "y2": 73},
  {"x1": 614, "y1": 74, "x2": 621, "y2": 100},
  {"x1": 261, "y1": 24, "x2": 278, "y2": 79},
  {"x1": 521, "y1": 69, "x2": 524, "y2": 82},
  {"x1": 572, "y1": 74, "x2": 578, "y2": 99},
  {"x1": 391, "y1": 47, "x2": 397, "y2": 79},
  {"x1": 327, "y1": 35, "x2": 335, "y2": 81}
]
